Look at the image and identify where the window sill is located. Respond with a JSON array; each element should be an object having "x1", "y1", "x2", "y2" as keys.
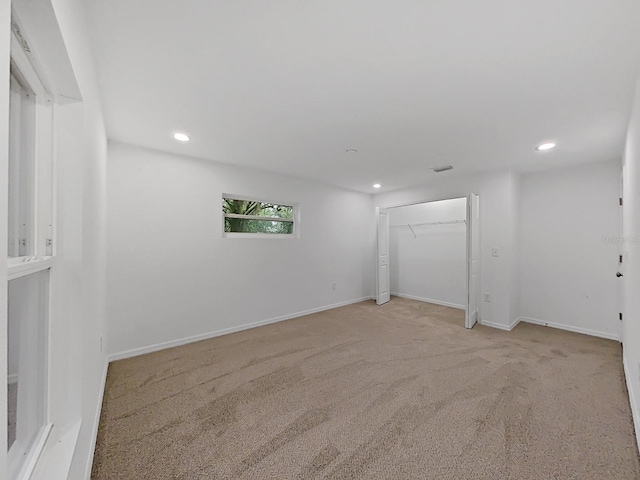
[
  {"x1": 223, "y1": 233, "x2": 299, "y2": 239},
  {"x1": 30, "y1": 420, "x2": 82, "y2": 480},
  {"x1": 8, "y1": 256, "x2": 54, "y2": 280},
  {"x1": 10, "y1": 424, "x2": 52, "y2": 480}
]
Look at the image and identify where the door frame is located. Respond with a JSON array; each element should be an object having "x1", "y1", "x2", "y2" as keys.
[
  {"x1": 465, "y1": 193, "x2": 480, "y2": 329},
  {"x1": 375, "y1": 207, "x2": 391, "y2": 305},
  {"x1": 376, "y1": 194, "x2": 481, "y2": 325},
  {"x1": 619, "y1": 165, "x2": 625, "y2": 342}
]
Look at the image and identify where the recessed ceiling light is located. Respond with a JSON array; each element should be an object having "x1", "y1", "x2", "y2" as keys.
[
  {"x1": 173, "y1": 132, "x2": 190, "y2": 142},
  {"x1": 536, "y1": 142, "x2": 556, "y2": 151},
  {"x1": 373, "y1": 184, "x2": 381, "y2": 189}
]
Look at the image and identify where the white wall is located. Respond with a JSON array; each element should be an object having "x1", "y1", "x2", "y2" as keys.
[
  {"x1": 623, "y1": 76, "x2": 640, "y2": 449},
  {"x1": 374, "y1": 170, "x2": 519, "y2": 329},
  {"x1": 50, "y1": 2, "x2": 109, "y2": 476},
  {"x1": 389, "y1": 198, "x2": 467, "y2": 309},
  {"x1": 518, "y1": 160, "x2": 621, "y2": 340},
  {"x1": 106, "y1": 142, "x2": 374, "y2": 357}
]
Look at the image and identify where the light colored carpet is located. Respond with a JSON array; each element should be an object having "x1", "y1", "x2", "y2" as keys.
[{"x1": 92, "y1": 297, "x2": 640, "y2": 479}]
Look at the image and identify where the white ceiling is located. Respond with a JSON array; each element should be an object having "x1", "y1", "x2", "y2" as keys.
[{"x1": 85, "y1": 0, "x2": 640, "y2": 193}]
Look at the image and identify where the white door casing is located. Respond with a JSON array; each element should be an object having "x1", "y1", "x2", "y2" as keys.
[
  {"x1": 466, "y1": 194, "x2": 479, "y2": 329},
  {"x1": 619, "y1": 167, "x2": 625, "y2": 341},
  {"x1": 376, "y1": 207, "x2": 391, "y2": 305}
]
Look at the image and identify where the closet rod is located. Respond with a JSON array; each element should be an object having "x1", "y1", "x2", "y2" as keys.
[
  {"x1": 390, "y1": 219, "x2": 466, "y2": 228},
  {"x1": 390, "y1": 220, "x2": 466, "y2": 238},
  {"x1": 389, "y1": 220, "x2": 467, "y2": 238},
  {"x1": 410, "y1": 219, "x2": 466, "y2": 227}
]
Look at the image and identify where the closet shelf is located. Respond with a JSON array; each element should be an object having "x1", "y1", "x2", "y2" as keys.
[{"x1": 390, "y1": 219, "x2": 466, "y2": 238}]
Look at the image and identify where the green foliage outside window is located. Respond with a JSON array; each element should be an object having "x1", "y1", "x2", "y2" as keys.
[{"x1": 223, "y1": 198, "x2": 294, "y2": 234}]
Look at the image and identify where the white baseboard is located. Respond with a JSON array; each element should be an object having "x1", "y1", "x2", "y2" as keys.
[
  {"x1": 478, "y1": 316, "x2": 620, "y2": 341},
  {"x1": 108, "y1": 297, "x2": 372, "y2": 362},
  {"x1": 83, "y1": 358, "x2": 109, "y2": 479},
  {"x1": 508, "y1": 316, "x2": 522, "y2": 331},
  {"x1": 623, "y1": 355, "x2": 640, "y2": 456},
  {"x1": 391, "y1": 292, "x2": 466, "y2": 310},
  {"x1": 517, "y1": 316, "x2": 620, "y2": 341},
  {"x1": 479, "y1": 317, "x2": 520, "y2": 332}
]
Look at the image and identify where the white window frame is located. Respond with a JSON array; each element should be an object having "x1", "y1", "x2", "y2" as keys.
[
  {"x1": 7, "y1": 21, "x2": 55, "y2": 281},
  {"x1": 222, "y1": 194, "x2": 300, "y2": 239},
  {"x1": 6, "y1": 15, "x2": 55, "y2": 480}
]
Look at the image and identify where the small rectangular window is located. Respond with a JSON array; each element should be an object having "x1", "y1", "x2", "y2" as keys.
[{"x1": 223, "y1": 196, "x2": 296, "y2": 236}]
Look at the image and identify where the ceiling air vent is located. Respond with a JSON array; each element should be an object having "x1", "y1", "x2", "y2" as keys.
[{"x1": 432, "y1": 165, "x2": 453, "y2": 173}]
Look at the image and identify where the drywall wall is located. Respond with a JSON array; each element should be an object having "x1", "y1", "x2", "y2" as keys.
[
  {"x1": 0, "y1": 0, "x2": 10, "y2": 468},
  {"x1": 623, "y1": 75, "x2": 640, "y2": 449},
  {"x1": 374, "y1": 170, "x2": 519, "y2": 329},
  {"x1": 518, "y1": 160, "x2": 621, "y2": 340},
  {"x1": 389, "y1": 198, "x2": 467, "y2": 309},
  {"x1": 47, "y1": 0, "x2": 109, "y2": 476},
  {"x1": 106, "y1": 142, "x2": 374, "y2": 357}
]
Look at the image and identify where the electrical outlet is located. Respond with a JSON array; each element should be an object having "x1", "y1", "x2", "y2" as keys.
[
  {"x1": 332, "y1": 282, "x2": 336, "y2": 291},
  {"x1": 483, "y1": 293, "x2": 491, "y2": 302}
]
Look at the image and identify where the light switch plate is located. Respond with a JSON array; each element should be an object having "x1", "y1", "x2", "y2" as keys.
[{"x1": 492, "y1": 248, "x2": 499, "y2": 257}]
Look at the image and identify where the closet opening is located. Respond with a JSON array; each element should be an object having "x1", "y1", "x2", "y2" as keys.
[{"x1": 375, "y1": 194, "x2": 480, "y2": 329}]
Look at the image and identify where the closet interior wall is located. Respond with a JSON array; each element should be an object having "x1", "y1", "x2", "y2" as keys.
[{"x1": 389, "y1": 198, "x2": 468, "y2": 310}]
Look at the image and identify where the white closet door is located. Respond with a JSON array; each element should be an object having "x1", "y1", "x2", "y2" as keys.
[
  {"x1": 376, "y1": 207, "x2": 391, "y2": 305},
  {"x1": 466, "y1": 194, "x2": 480, "y2": 328}
]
